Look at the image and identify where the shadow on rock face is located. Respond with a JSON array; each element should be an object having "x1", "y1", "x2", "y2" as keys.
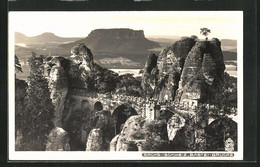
[
  {"x1": 71, "y1": 43, "x2": 93, "y2": 63},
  {"x1": 94, "y1": 101, "x2": 103, "y2": 111},
  {"x1": 111, "y1": 104, "x2": 138, "y2": 135},
  {"x1": 111, "y1": 115, "x2": 170, "y2": 151},
  {"x1": 168, "y1": 117, "x2": 237, "y2": 151},
  {"x1": 205, "y1": 117, "x2": 237, "y2": 151},
  {"x1": 168, "y1": 127, "x2": 192, "y2": 151},
  {"x1": 63, "y1": 99, "x2": 94, "y2": 151}
]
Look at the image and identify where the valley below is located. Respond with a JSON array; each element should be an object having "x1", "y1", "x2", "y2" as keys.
[{"x1": 14, "y1": 32, "x2": 237, "y2": 80}]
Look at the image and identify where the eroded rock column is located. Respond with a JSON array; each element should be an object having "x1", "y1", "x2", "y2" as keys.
[
  {"x1": 45, "y1": 127, "x2": 70, "y2": 151},
  {"x1": 48, "y1": 57, "x2": 68, "y2": 127}
]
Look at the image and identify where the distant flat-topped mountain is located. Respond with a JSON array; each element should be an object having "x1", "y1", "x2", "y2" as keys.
[
  {"x1": 59, "y1": 28, "x2": 160, "y2": 51},
  {"x1": 15, "y1": 32, "x2": 82, "y2": 44}
]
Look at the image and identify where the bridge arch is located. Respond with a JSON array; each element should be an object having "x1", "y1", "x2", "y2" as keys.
[{"x1": 111, "y1": 103, "x2": 138, "y2": 135}]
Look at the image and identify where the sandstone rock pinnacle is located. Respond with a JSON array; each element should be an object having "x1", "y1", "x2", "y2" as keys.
[
  {"x1": 45, "y1": 127, "x2": 70, "y2": 151},
  {"x1": 141, "y1": 37, "x2": 225, "y2": 104}
]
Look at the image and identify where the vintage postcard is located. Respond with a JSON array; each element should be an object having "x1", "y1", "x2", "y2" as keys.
[{"x1": 8, "y1": 11, "x2": 243, "y2": 160}]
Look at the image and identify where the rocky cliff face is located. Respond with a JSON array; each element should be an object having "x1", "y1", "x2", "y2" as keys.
[
  {"x1": 141, "y1": 38, "x2": 225, "y2": 104},
  {"x1": 38, "y1": 44, "x2": 116, "y2": 150},
  {"x1": 70, "y1": 43, "x2": 94, "y2": 67},
  {"x1": 141, "y1": 38, "x2": 196, "y2": 101},
  {"x1": 46, "y1": 57, "x2": 69, "y2": 127},
  {"x1": 66, "y1": 43, "x2": 119, "y2": 92},
  {"x1": 62, "y1": 98, "x2": 114, "y2": 151},
  {"x1": 17, "y1": 35, "x2": 234, "y2": 152},
  {"x1": 60, "y1": 28, "x2": 160, "y2": 51},
  {"x1": 45, "y1": 127, "x2": 70, "y2": 151},
  {"x1": 141, "y1": 53, "x2": 159, "y2": 97},
  {"x1": 86, "y1": 128, "x2": 105, "y2": 151},
  {"x1": 40, "y1": 43, "x2": 144, "y2": 150},
  {"x1": 155, "y1": 38, "x2": 196, "y2": 102},
  {"x1": 44, "y1": 43, "x2": 119, "y2": 93},
  {"x1": 62, "y1": 100, "x2": 92, "y2": 151},
  {"x1": 110, "y1": 115, "x2": 169, "y2": 151},
  {"x1": 167, "y1": 114, "x2": 186, "y2": 141},
  {"x1": 177, "y1": 38, "x2": 225, "y2": 103}
]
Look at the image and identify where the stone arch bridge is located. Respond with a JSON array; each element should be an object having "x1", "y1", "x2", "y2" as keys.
[
  {"x1": 68, "y1": 87, "x2": 144, "y2": 114},
  {"x1": 67, "y1": 87, "x2": 216, "y2": 120}
]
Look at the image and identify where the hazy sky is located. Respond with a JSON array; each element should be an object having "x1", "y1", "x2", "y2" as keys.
[{"x1": 9, "y1": 11, "x2": 242, "y2": 39}]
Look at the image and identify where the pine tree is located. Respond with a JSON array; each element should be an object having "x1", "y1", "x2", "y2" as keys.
[
  {"x1": 20, "y1": 53, "x2": 54, "y2": 151},
  {"x1": 200, "y1": 28, "x2": 211, "y2": 41}
]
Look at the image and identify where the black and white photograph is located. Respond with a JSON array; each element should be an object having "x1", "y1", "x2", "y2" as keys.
[{"x1": 9, "y1": 11, "x2": 243, "y2": 160}]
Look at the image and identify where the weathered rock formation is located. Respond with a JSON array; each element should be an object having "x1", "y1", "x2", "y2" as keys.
[
  {"x1": 38, "y1": 43, "x2": 144, "y2": 151},
  {"x1": 60, "y1": 28, "x2": 160, "y2": 51},
  {"x1": 141, "y1": 53, "x2": 159, "y2": 97},
  {"x1": 67, "y1": 43, "x2": 118, "y2": 92},
  {"x1": 47, "y1": 57, "x2": 69, "y2": 127},
  {"x1": 141, "y1": 37, "x2": 225, "y2": 104},
  {"x1": 167, "y1": 107, "x2": 209, "y2": 151},
  {"x1": 45, "y1": 127, "x2": 70, "y2": 151},
  {"x1": 63, "y1": 99, "x2": 93, "y2": 151},
  {"x1": 43, "y1": 43, "x2": 119, "y2": 94},
  {"x1": 70, "y1": 43, "x2": 94, "y2": 69},
  {"x1": 139, "y1": 38, "x2": 228, "y2": 150},
  {"x1": 84, "y1": 109, "x2": 114, "y2": 151},
  {"x1": 42, "y1": 43, "x2": 119, "y2": 130},
  {"x1": 167, "y1": 114, "x2": 185, "y2": 141},
  {"x1": 110, "y1": 115, "x2": 169, "y2": 151},
  {"x1": 16, "y1": 34, "x2": 236, "y2": 152},
  {"x1": 86, "y1": 128, "x2": 105, "y2": 151},
  {"x1": 110, "y1": 134, "x2": 120, "y2": 151},
  {"x1": 142, "y1": 38, "x2": 196, "y2": 101},
  {"x1": 177, "y1": 38, "x2": 225, "y2": 103},
  {"x1": 62, "y1": 99, "x2": 114, "y2": 151},
  {"x1": 156, "y1": 38, "x2": 196, "y2": 102}
]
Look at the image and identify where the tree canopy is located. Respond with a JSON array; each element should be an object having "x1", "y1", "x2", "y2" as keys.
[
  {"x1": 116, "y1": 74, "x2": 142, "y2": 96},
  {"x1": 200, "y1": 28, "x2": 211, "y2": 41},
  {"x1": 19, "y1": 53, "x2": 54, "y2": 151}
]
